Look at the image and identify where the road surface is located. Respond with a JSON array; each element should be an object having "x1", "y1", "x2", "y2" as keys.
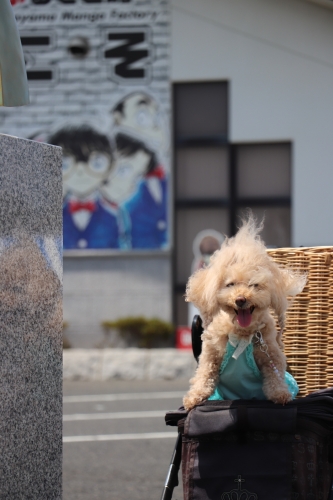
[{"x1": 63, "y1": 379, "x2": 188, "y2": 500}]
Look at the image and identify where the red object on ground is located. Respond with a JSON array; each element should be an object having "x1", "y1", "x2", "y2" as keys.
[
  {"x1": 176, "y1": 326, "x2": 192, "y2": 350},
  {"x1": 11, "y1": 0, "x2": 25, "y2": 5}
]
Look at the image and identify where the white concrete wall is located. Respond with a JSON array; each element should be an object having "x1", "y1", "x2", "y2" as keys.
[
  {"x1": 171, "y1": 0, "x2": 333, "y2": 246},
  {"x1": 63, "y1": 348, "x2": 196, "y2": 381},
  {"x1": 63, "y1": 254, "x2": 172, "y2": 347}
]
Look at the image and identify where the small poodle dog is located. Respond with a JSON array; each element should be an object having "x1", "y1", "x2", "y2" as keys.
[{"x1": 183, "y1": 215, "x2": 306, "y2": 410}]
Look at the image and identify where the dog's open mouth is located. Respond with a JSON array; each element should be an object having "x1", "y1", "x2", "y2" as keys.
[{"x1": 234, "y1": 306, "x2": 255, "y2": 328}]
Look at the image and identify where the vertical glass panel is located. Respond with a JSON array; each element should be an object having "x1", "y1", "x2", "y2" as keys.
[
  {"x1": 236, "y1": 207, "x2": 291, "y2": 248},
  {"x1": 237, "y1": 143, "x2": 291, "y2": 197},
  {"x1": 176, "y1": 147, "x2": 229, "y2": 199},
  {"x1": 175, "y1": 82, "x2": 228, "y2": 138},
  {"x1": 176, "y1": 208, "x2": 228, "y2": 285}
]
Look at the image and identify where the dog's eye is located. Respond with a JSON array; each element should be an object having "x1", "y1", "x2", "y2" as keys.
[
  {"x1": 251, "y1": 283, "x2": 259, "y2": 288},
  {"x1": 226, "y1": 282, "x2": 235, "y2": 287}
]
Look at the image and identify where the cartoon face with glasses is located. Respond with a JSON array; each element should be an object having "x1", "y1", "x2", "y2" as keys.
[
  {"x1": 49, "y1": 125, "x2": 129, "y2": 250},
  {"x1": 56, "y1": 126, "x2": 113, "y2": 198},
  {"x1": 112, "y1": 92, "x2": 166, "y2": 152}
]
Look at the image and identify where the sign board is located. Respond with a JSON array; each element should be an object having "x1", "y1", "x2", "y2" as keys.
[
  {"x1": 4, "y1": 0, "x2": 171, "y2": 252},
  {"x1": 176, "y1": 326, "x2": 192, "y2": 350}
]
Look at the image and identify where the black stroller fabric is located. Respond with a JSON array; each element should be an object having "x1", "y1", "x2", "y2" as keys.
[{"x1": 165, "y1": 388, "x2": 333, "y2": 500}]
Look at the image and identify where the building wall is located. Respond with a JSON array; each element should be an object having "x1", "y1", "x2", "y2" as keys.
[
  {"x1": 66, "y1": 0, "x2": 333, "y2": 345},
  {"x1": 171, "y1": 0, "x2": 333, "y2": 246},
  {"x1": 64, "y1": 254, "x2": 172, "y2": 347},
  {"x1": 5, "y1": 0, "x2": 333, "y2": 346},
  {"x1": 2, "y1": 0, "x2": 173, "y2": 347}
]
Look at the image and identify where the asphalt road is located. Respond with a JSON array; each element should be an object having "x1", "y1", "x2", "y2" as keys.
[{"x1": 63, "y1": 379, "x2": 188, "y2": 500}]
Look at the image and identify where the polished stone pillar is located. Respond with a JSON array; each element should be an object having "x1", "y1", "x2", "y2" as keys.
[{"x1": 0, "y1": 134, "x2": 62, "y2": 499}]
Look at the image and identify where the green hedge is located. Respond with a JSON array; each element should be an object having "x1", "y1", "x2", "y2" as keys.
[{"x1": 101, "y1": 316, "x2": 174, "y2": 348}]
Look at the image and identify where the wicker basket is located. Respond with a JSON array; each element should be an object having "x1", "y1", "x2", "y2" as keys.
[{"x1": 267, "y1": 247, "x2": 333, "y2": 397}]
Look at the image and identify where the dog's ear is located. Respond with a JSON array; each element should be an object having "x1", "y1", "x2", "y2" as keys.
[
  {"x1": 185, "y1": 266, "x2": 221, "y2": 325},
  {"x1": 270, "y1": 267, "x2": 307, "y2": 331},
  {"x1": 281, "y1": 268, "x2": 307, "y2": 297},
  {"x1": 270, "y1": 287, "x2": 288, "y2": 332}
]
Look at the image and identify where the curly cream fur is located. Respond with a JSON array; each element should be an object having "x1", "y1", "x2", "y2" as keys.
[{"x1": 183, "y1": 214, "x2": 307, "y2": 410}]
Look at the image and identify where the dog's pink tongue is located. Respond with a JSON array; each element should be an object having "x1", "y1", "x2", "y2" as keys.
[{"x1": 237, "y1": 308, "x2": 252, "y2": 328}]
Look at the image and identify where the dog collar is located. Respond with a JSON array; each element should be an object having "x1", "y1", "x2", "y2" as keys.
[
  {"x1": 229, "y1": 323, "x2": 266, "y2": 360},
  {"x1": 229, "y1": 333, "x2": 254, "y2": 360}
]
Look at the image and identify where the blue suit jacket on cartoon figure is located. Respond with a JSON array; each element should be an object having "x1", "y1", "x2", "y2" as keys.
[
  {"x1": 63, "y1": 198, "x2": 129, "y2": 250},
  {"x1": 124, "y1": 179, "x2": 168, "y2": 249}
]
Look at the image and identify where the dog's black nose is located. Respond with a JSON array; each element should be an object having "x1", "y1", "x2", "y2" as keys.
[{"x1": 235, "y1": 297, "x2": 247, "y2": 308}]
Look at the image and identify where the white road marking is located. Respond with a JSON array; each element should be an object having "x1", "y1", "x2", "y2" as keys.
[
  {"x1": 63, "y1": 431, "x2": 176, "y2": 443},
  {"x1": 63, "y1": 391, "x2": 185, "y2": 404},
  {"x1": 63, "y1": 410, "x2": 166, "y2": 421}
]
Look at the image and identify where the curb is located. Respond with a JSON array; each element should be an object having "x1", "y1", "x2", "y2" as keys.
[{"x1": 63, "y1": 348, "x2": 197, "y2": 381}]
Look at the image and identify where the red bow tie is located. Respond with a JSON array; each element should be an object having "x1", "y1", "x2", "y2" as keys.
[
  {"x1": 68, "y1": 200, "x2": 96, "y2": 214},
  {"x1": 146, "y1": 165, "x2": 165, "y2": 180}
]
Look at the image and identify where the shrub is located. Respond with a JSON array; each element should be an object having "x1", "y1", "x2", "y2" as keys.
[{"x1": 101, "y1": 316, "x2": 174, "y2": 348}]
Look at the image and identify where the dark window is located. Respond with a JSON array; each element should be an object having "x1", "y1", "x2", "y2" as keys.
[{"x1": 173, "y1": 82, "x2": 291, "y2": 327}]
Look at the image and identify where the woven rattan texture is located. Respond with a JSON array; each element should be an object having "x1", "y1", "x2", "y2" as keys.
[{"x1": 267, "y1": 247, "x2": 333, "y2": 397}]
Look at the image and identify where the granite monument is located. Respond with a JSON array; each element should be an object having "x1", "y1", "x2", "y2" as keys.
[{"x1": 0, "y1": 133, "x2": 62, "y2": 499}]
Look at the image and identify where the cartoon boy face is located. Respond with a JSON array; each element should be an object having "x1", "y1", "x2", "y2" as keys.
[
  {"x1": 101, "y1": 149, "x2": 150, "y2": 205},
  {"x1": 49, "y1": 125, "x2": 113, "y2": 199},
  {"x1": 63, "y1": 151, "x2": 111, "y2": 197},
  {"x1": 112, "y1": 92, "x2": 165, "y2": 150}
]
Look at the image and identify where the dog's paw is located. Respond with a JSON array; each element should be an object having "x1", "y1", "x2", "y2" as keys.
[{"x1": 271, "y1": 389, "x2": 292, "y2": 405}]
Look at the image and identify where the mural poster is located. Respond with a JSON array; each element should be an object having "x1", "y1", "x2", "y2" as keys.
[{"x1": 2, "y1": 0, "x2": 170, "y2": 252}]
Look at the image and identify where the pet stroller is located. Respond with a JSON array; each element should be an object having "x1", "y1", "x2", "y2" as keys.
[{"x1": 161, "y1": 316, "x2": 333, "y2": 500}]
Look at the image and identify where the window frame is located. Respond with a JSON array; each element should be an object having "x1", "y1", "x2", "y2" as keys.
[{"x1": 172, "y1": 81, "x2": 292, "y2": 326}]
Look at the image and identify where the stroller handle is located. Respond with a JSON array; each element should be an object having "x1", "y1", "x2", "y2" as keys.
[
  {"x1": 160, "y1": 315, "x2": 203, "y2": 499},
  {"x1": 159, "y1": 433, "x2": 182, "y2": 500}
]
